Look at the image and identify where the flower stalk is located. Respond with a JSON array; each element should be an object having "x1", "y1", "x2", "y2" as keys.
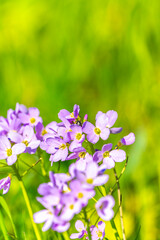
[
  {"x1": 12, "y1": 164, "x2": 42, "y2": 240},
  {"x1": 113, "y1": 167, "x2": 126, "y2": 240}
]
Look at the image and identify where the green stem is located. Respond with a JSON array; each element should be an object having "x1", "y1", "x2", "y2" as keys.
[
  {"x1": 109, "y1": 157, "x2": 128, "y2": 195},
  {"x1": 21, "y1": 158, "x2": 41, "y2": 177},
  {"x1": 19, "y1": 180, "x2": 42, "y2": 240},
  {"x1": 12, "y1": 165, "x2": 42, "y2": 240},
  {"x1": 62, "y1": 231, "x2": 70, "y2": 240},
  {"x1": 0, "y1": 210, "x2": 9, "y2": 240},
  {"x1": 113, "y1": 168, "x2": 126, "y2": 240},
  {"x1": 83, "y1": 208, "x2": 92, "y2": 240},
  {"x1": 110, "y1": 219, "x2": 121, "y2": 240}
]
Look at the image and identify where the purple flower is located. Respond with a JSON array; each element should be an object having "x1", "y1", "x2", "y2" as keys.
[
  {"x1": 96, "y1": 196, "x2": 115, "y2": 221},
  {"x1": 0, "y1": 176, "x2": 11, "y2": 194},
  {"x1": 69, "y1": 125, "x2": 85, "y2": 151},
  {"x1": 105, "y1": 110, "x2": 123, "y2": 134},
  {"x1": 15, "y1": 103, "x2": 28, "y2": 115},
  {"x1": 70, "y1": 179, "x2": 95, "y2": 206},
  {"x1": 18, "y1": 107, "x2": 42, "y2": 127},
  {"x1": 57, "y1": 118, "x2": 72, "y2": 142},
  {"x1": 0, "y1": 116, "x2": 21, "y2": 142},
  {"x1": 50, "y1": 172, "x2": 72, "y2": 192},
  {"x1": 121, "y1": 132, "x2": 135, "y2": 145},
  {"x1": 58, "y1": 104, "x2": 80, "y2": 123},
  {"x1": 75, "y1": 162, "x2": 109, "y2": 189},
  {"x1": 13, "y1": 125, "x2": 40, "y2": 154},
  {"x1": 83, "y1": 112, "x2": 109, "y2": 144},
  {"x1": 52, "y1": 222, "x2": 70, "y2": 232},
  {"x1": 93, "y1": 143, "x2": 126, "y2": 169},
  {"x1": 67, "y1": 147, "x2": 93, "y2": 171},
  {"x1": 36, "y1": 121, "x2": 58, "y2": 141},
  {"x1": 34, "y1": 208, "x2": 55, "y2": 232},
  {"x1": 70, "y1": 220, "x2": 88, "y2": 239},
  {"x1": 90, "y1": 221, "x2": 105, "y2": 240},
  {"x1": 0, "y1": 135, "x2": 26, "y2": 165},
  {"x1": 45, "y1": 137, "x2": 69, "y2": 163},
  {"x1": 60, "y1": 194, "x2": 82, "y2": 221}
]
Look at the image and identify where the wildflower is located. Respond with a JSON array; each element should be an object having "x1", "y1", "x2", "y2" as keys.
[
  {"x1": 14, "y1": 125, "x2": 40, "y2": 154},
  {"x1": 60, "y1": 194, "x2": 82, "y2": 221},
  {"x1": 105, "y1": 110, "x2": 122, "y2": 134},
  {"x1": 33, "y1": 206, "x2": 55, "y2": 232},
  {"x1": 93, "y1": 143, "x2": 126, "y2": 169},
  {"x1": 36, "y1": 121, "x2": 58, "y2": 141},
  {"x1": 52, "y1": 222, "x2": 70, "y2": 232},
  {"x1": 70, "y1": 179, "x2": 95, "y2": 206},
  {"x1": 90, "y1": 221, "x2": 105, "y2": 240},
  {"x1": 70, "y1": 220, "x2": 88, "y2": 239},
  {"x1": 0, "y1": 176, "x2": 11, "y2": 194},
  {"x1": 75, "y1": 162, "x2": 109, "y2": 189},
  {"x1": 83, "y1": 112, "x2": 109, "y2": 144},
  {"x1": 58, "y1": 104, "x2": 80, "y2": 122},
  {"x1": 120, "y1": 132, "x2": 135, "y2": 145},
  {"x1": 96, "y1": 196, "x2": 115, "y2": 221},
  {"x1": 18, "y1": 107, "x2": 42, "y2": 127},
  {"x1": 0, "y1": 135, "x2": 25, "y2": 165},
  {"x1": 69, "y1": 125, "x2": 85, "y2": 151},
  {"x1": 67, "y1": 147, "x2": 93, "y2": 171},
  {"x1": 45, "y1": 137, "x2": 69, "y2": 163},
  {"x1": 15, "y1": 103, "x2": 28, "y2": 115},
  {"x1": 57, "y1": 118, "x2": 72, "y2": 142}
]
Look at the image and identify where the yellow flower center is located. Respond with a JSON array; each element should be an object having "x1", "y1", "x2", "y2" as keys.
[
  {"x1": 86, "y1": 178, "x2": 93, "y2": 184},
  {"x1": 59, "y1": 144, "x2": 66, "y2": 150},
  {"x1": 22, "y1": 140, "x2": 29, "y2": 146},
  {"x1": 78, "y1": 152, "x2": 86, "y2": 158},
  {"x1": 103, "y1": 151, "x2": 110, "y2": 158},
  {"x1": 69, "y1": 204, "x2": 74, "y2": 210},
  {"x1": 47, "y1": 210, "x2": 53, "y2": 215},
  {"x1": 76, "y1": 133, "x2": 82, "y2": 140},
  {"x1": 97, "y1": 230, "x2": 102, "y2": 238},
  {"x1": 30, "y1": 117, "x2": 36, "y2": 124},
  {"x1": 94, "y1": 127, "x2": 101, "y2": 135},
  {"x1": 62, "y1": 186, "x2": 71, "y2": 193},
  {"x1": 42, "y1": 129, "x2": 47, "y2": 136},
  {"x1": 70, "y1": 112, "x2": 74, "y2": 118},
  {"x1": 78, "y1": 192, "x2": 83, "y2": 198},
  {"x1": 6, "y1": 148, "x2": 12, "y2": 156}
]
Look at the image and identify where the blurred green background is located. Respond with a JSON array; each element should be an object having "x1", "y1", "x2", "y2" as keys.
[{"x1": 0, "y1": 0, "x2": 160, "y2": 239}]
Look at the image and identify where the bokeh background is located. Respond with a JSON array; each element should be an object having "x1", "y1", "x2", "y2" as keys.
[{"x1": 0, "y1": 0, "x2": 160, "y2": 239}]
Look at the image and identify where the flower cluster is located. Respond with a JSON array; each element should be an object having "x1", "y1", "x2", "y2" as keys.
[
  {"x1": 33, "y1": 161, "x2": 110, "y2": 232},
  {"x1": 70, "y1": 220, "x2": 105, "y2": 240},
  {"x1": 0, "y1": 103, "x2": 42, "y2": 166},
  {"x1": 32, "y1": 104, "x2": 135, "y2": 234},
  {"x1": 0, "y1": 103, "x2": 135, "y2": 239}
]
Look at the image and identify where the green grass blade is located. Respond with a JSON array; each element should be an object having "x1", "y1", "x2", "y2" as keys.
[
  {"x1": 135, "y1": 226, "x2": 141, "y2": 240},
  {"x1": 0, "y1": 210, "x2": 9, "y2": 240},
  {"x1": 0, "y1": 196, "x2": 17, "y2": 238}
]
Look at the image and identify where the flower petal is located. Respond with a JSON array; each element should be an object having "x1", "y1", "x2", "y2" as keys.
[
  {"x1": 110, "y1": 149, "x2": 126, "y2": 162},
  {"x1": 106, "y1": 110, "x2": 118, "y2": 128},
  {"x1": 102, "y1": 144, "x2": 112, "y2": 153},
  {"x1": 12, "y1": 143, "x2": 26, "y2": 155},
  {"x1": 100, "y1": 128, "x2": 110, "y2": 140},
  {"x1": 103, "y1": 157, "x2": 115, "y2": 169},
  {"x1": 7, "y1": 155, "x2": 17, "y2": 165},
  {"x1": 75, "y1": 220, "x2": 85, "y2": 231}
]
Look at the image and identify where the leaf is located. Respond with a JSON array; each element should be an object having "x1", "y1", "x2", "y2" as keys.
[
  {"x1": 0, "y1": 196, "x2": 17, "y2": 238},
  {"x1": 135, "y1": 226, "x2": 141, "y2": 240},
  {"x1": 0, "y1": 210, "x2": 9, "y2": 240}
]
